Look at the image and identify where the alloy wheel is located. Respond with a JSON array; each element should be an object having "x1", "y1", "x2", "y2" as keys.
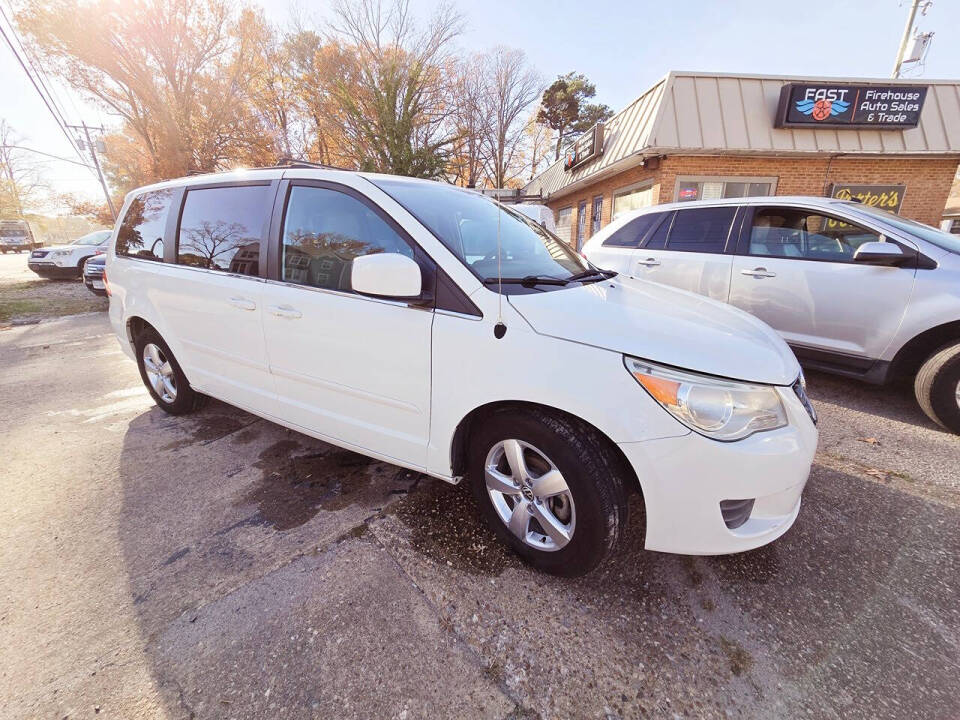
[
  {"x1": 484, "y1": 439, "x2": 576, "y2": 551},
  {"x1": 142, "y1": 343, "x2": 177, "y2": 404}
]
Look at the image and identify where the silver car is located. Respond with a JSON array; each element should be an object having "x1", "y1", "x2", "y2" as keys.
[{"x1": 583, "y1": 196, "x2": 960, "y2": 433}]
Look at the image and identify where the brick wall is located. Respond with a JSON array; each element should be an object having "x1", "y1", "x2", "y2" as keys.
[{"x1": 546, "y1": 154, "x2": 960, "y2": 237}]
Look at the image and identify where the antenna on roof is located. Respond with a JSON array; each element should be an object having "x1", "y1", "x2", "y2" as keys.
[{"x1": 494, "y1": 196, "x2": 507, "y2": 339}]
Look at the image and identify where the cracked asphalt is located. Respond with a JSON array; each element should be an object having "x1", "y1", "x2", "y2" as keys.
[{"x1": 1, "y1": 285, "x2": 959, "y2": 718}]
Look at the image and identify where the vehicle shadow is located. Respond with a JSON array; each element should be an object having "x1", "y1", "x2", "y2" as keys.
[
  {"x1": 115, "y1": 402, "x2": 960, "y2": 718},
  {"x1": 803, "y1": 368, "x2": 946, "y2": 432}
]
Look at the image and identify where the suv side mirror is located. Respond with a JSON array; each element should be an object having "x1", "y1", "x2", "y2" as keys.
[
  {"x1": 853, "y1": 241, "x2": 907, "y2": 266},
  {"x1": 351, "y1": 252, "x2": 422, "y2": 298}
]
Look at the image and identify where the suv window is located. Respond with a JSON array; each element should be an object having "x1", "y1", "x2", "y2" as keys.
[
  {"x1": 116, "y1": 189, "x2": 175, "y2": 261},
  {"x1": 603, "y1": 212, "x2": 666, "y2": 248},
  {"x1": 281, "y1": 185, "x2": 413, "y2": 292},
  {"x1": 665, "y1": 206, "x2": 736, "y2": 253},
  {"x1": 176, "y1": 185, "x2": 271, "y2": 275},
  {"x1": 748, "y1": 207, "x2": 881, "y2": 262}
]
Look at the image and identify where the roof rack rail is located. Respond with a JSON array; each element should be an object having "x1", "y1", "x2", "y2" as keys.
[{"x1": 273, "y1": 157, "x2": 350, "y2": 171}]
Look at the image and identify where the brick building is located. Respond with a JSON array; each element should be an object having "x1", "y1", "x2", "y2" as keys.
[{"x1": 523, "y1": 72, "x2": 960, "y2": 248}]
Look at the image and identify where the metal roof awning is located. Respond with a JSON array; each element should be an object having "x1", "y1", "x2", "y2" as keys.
[{"x1": 525, "y1": 71, "x2": 960, "y2": 200}]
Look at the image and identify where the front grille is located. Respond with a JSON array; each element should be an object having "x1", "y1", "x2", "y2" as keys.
[
  {"x1": 31, "y1": 250, "x2": 49, "y2": 258},
  {"x1": 720, "y1": 498, "x2": 755, "y2": 529},
  {"x1": 792, "y1": 378, "x2": 817, "y2": 425}
]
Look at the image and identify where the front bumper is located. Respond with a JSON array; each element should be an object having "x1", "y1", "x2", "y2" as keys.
[
  {"x1": 620, "y1": 385, "x2": 817, "y2": 555},
  {"x1": 28, "y1": 261, "x2": 80, "y2": 278}
]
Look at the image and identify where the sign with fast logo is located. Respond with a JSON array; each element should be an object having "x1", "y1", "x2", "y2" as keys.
[
  {"x1": 563, "y1": 123, "x2": 605, "y2": 172},
  {"x1": 829, "y1": 183, "x2": 906, "y2": 214},
  {"x1": 775, "y1": 84, "x2": 927, "y2": 129}
]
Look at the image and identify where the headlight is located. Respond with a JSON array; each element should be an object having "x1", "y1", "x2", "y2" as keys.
[
  {"x1": 625, "y1": 356, "x2": 788, "y2": 441},
  {"x1": 51, "y1": 250, "x2": 72, "y2": 257}
]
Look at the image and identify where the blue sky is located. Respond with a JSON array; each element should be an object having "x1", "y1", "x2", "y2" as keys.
[{"x1": 2, "y1": 0, "x2": 958, "y2": 207}]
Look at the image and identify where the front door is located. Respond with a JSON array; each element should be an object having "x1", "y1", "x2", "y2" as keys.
[
  {"x1": 729, "y1": 205, "x2": 918, "y2": 359},
  {"x1": 576, "y1": 201, "x2": 587, "y2": 250},
  {"x1": 260, "y1": 182, "x2": 433, "y2": 468}
]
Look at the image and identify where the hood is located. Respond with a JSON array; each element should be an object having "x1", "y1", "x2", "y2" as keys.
[{"x1": 507, "y1": 275, "x2": 800, "y2": 385}]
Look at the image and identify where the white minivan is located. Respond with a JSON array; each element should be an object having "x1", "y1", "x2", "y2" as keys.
[{"x1": 106, "y1": 169, "x2": 817, "y2": 576}]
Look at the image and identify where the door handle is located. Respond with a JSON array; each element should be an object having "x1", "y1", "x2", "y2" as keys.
[
  {"x1": 741, "y1": 267, "x2": 777, "y2": 278},
  {"x1": 636, "y1": 257, "x2": 661, "y2": 267},
  {"x1": 228, "y1": 296, "x2": 256, "y2": 311},
  {"x1": 268, "y1": 304, "x2": 302, "y2": 319}
]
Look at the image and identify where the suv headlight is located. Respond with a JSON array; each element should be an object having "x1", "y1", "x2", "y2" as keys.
[
  {"x1": 51, "y1": 249, "x2": 72, "y2": 258},
  {"x1": 625, "y1": 356, "x2": 788, "y2": 441}
]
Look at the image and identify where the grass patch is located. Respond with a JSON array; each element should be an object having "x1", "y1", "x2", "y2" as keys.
[{"x1": 0, "y1": 278, "x2": 107, "y2": 326}]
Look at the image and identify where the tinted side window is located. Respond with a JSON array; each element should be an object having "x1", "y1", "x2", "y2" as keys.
[
  {"x1": 666, "y1": 207, "x2": 736, "y2": 253},
  {"x1": 748, "y1": 208, "x2": 881, "y2": 262},
  {"x1": 643, "y1": 211, "x2": 674, "y2": 250},
  {"x1": 116, "y1": 189, "x2": 174, "y2": 261},
  {"x1": 603, "y1": 212, "x2": 663, "y2": 248},
  {"x1": 281, "y1": 186, "x2": 413, "y2": 292},
  {"x1": 176, "y1": 185, "x2": 270, "y2": 275}
]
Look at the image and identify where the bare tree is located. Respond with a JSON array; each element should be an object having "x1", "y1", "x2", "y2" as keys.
[
  {"x1": 479, "y1": 47, "x2": 543, "y2": 189},
  {"x1": 523, "y1": 108, "x2": 554, "y2": 180},
  {"x1": 0, "y1": 120, "x2": 47, "y2": 216},
  {"x1": 449, "y1": 53, "x2": 491, "y2": 187},
  {"x1": 323, "y1": 0, "x2": 464, "y2": 177}
]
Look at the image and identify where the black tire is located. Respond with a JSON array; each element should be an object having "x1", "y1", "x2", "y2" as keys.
[
  {"x1": 76, "y1": 256, "x2": 88, "y2": 277},
  {"x1": 134, "y1": 326, "x2": 208, "y2": 415},
  {"x1": 468, "y1": 407, "x2": 629, "y2": 577},
  {"x1": 914, "y1": 341, "x2": 960, "y2": 434}
]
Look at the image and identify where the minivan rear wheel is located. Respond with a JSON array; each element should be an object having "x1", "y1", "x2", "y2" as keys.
[
  {"x1": 134, "y1": 327, "x2": 208, "y2": 415},
  {"x1": 914, "y1": 341, "x2": 960, "y2": 434},
  {"x1": 468, "y1": 407, "x2": 629, "y2": 577}
]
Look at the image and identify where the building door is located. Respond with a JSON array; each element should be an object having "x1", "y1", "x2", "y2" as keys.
[
  {"x1": 576, "y1": 201, "x2": 587, "y2": 250},
  {"x1": 591, "y1": 196, "x2": 603, "y2": 236}
]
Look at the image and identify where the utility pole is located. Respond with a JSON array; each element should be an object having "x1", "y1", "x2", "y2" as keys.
[
  {"x1": 67, "y1": 122, "x2": 116, "y2": 221},
  {"x1": 892, "y1": 0, "x2": 927, "y2": 78}
]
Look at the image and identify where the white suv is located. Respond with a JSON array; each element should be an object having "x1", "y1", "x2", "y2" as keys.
[
  {"x1": 28, "y1": 229, "x2": 112, "y2": 278},
  {"x1": 584, "y1": 197, "x2": 960, "y2": 434},
  {"x1": 106, "y1": 169, "x2": 817, "y2": 576}
]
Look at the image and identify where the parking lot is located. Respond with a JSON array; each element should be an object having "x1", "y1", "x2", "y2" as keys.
[{"x1": 1, "y1": 253, "x2": 958, "y2": 719}]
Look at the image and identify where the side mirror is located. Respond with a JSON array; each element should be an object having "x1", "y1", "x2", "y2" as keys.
[
  {"x1": 351, "y1": 252, "x2": 422, "y2": 298},
  {"x1": 853, "y1": 241, "x2": 907, "y2": 266}
]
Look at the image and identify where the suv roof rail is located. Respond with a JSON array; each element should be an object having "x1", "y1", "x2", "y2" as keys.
[{"x1": 273, "y1": 157, "x2": 350, "y2": 171}]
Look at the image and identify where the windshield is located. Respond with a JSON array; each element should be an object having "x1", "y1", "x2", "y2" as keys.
[
  {"x1": 845, "y1": 203, "x2": 960, "y2": 255},
  {"x1": 0, "y1": 223, "x2": 28, "y2": 237},
  {"x1": 72, "y1": 230, "x2": 112, "y2": 246},
  {"x1": 372, "y1": 179, "x2": 588, "y2": 291}
]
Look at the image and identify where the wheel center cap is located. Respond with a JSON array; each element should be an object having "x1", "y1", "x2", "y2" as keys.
[{"x1": 520, "y1": 484, "x2": 534, "y2": 501}]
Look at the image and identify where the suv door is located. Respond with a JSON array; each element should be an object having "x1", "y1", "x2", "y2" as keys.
[
  {"x1": 260, "y1": 181, "x2": 433, "y2": 468},
  {"x1": 631, "y1": 205, "x2": 739, "y2": 302},
  {"x1": 729, "y1": 205, "x2": 918, "y2": 360},
  {"x1": 585, "y1": 211, "x2": 666, "y2": 275},
  {"x1": 157, "y1": 182, "x2": 278, "y2": 415}
]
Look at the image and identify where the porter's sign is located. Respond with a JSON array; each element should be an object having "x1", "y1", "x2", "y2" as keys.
[
  {"x1": 775, "y1": 84, "x2": 927, "y2": 129},
  {"x1": 829, "y1": 183, "x2": 906, "y2": 214}
]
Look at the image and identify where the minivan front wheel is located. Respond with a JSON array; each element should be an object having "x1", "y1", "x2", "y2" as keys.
[
  {"x1": 135, "y1": 327, "x2": 207, "y2": 415},
  {"x1": 914, "y1": 341, "x2": 960, "y2": 434},
  {"x1": 468, "y1": 408, "x2": 629, "y2": 577}
]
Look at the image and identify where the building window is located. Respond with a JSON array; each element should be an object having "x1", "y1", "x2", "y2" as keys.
[
  {"x1": 555, "y1": 207, "x2": 572, "y2": 244},
  {"x1": 576, "y1": 200, "x2": 587, "y2": 249},
  {"x1": 612, "y1": 184, "x2": 655, "y2": 221},
  {"x1": 591, "y1": 196, "x2": 603, "y2": 235},
  {"x1": 675, "y1": 176, "x2": 777, "y2": 202}
]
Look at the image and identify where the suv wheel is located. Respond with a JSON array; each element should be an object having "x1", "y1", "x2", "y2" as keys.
[
  {"x1": 914, "y1": 341, "x2": 960, "y2": 433},
  {"x1": 468, "y1": 407, "x2": 629, "y2": 577},
  {"x1": 134, "y1": 327, "x2": 208, "y2": 415}
]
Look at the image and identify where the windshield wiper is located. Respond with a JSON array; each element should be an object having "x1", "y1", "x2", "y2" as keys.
[
  {"x1": 566, "y1": 268, "x2": 617, "y2": 283},
  {"x1": 482, "y1": 275, "x2": 570, "y2": 287}
]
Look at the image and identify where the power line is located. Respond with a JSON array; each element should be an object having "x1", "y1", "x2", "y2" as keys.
[
  {"x1": 0, "y1": 144, "x2": 94, "y2": 168},
  {"x1": 0, "y1": 15, "x2": 83, "y2": 160},
  {"x1": 0, "y1": 3, "x2": 81, "y2": 137}
]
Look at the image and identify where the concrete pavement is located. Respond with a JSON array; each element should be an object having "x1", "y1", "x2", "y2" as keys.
[{"x1": 1, "y1": 311, "x2": 958, "y2": 719}]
